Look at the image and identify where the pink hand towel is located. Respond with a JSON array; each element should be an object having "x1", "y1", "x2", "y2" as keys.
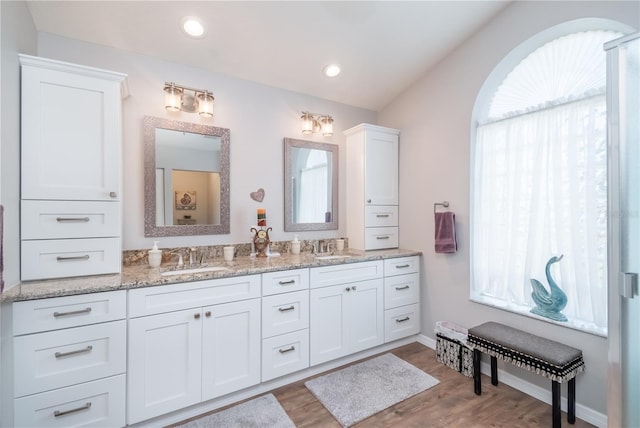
[{"x1": 435, "y1": 211, "x2": 457, "y2": 253}]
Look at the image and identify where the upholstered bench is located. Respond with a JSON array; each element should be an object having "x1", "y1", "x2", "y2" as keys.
[{"x1": 468, "y1": 322, "x2": 585, "y2": 428}]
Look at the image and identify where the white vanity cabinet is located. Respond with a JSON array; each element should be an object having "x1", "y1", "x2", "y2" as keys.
[
  {"x1": 19, "y1": 54, "x2": 127, "y2": 281},
  {"x1": 345, "y1": 123, "x2": 400, "y2": 250},
  {"x1": 261, "y1": 269, "x2": 310, "y2": 381},
  {"x1": 383, "y1": 256, "x2": 421, "y2": 342},
  {"x1": 309, "y1": 261, "x2": 384, "y2": 366},
  {"x1": 12, "y1": 291, "x2": 127, "y2": 428},
  {"x1": 127, "y1": 276, "x2": 261, "y2": 424}
]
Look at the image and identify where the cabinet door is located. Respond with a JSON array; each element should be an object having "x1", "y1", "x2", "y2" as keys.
[
  {"x1": 349, "y1": 278, "x2": 384, "y2": 353},
  {"x1": 127, "y1": 309, "x2": 202, "y2": 424},
  {"x1": 201, "y1": 299, "x2": 261, "y2": 401},
  {"x1": 310, "y1": 285, "x2": 349, "y2": 366},
  {"x1": 365, "y1": 130, "x2": 398, "y2": 205},
  {"x1": 21, "y1": 63, "x2": 122, "y2": 201}
]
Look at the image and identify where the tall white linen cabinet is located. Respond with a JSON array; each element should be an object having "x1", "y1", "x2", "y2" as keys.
[
  {"x1": 19, "y1": 55, "x2": 127, "y2": 281},
  {"x1": 344, "y1": 124, "x2": 400, "y2": 250}
]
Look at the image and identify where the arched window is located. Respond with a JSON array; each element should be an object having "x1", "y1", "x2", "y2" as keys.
[{"x1": 470, "y1": 23, "x2": 628, "y2": 335}]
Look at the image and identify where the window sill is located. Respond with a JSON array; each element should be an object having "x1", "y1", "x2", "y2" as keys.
[{"x1": 470, "y1": 295, "x2": 607, "y2": 338}]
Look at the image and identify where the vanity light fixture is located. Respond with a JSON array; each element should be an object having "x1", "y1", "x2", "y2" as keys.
[
  {"x1": 301, "y1": 111, "x2": 334, "y2": 137},
  {"x1": 164, "y1": 82, "x2": 214, "y2": 118}
]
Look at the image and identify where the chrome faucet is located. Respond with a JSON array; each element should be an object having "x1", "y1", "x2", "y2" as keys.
[{"x1": 314, "y1": 240, "x2": 331, "y2": 255}]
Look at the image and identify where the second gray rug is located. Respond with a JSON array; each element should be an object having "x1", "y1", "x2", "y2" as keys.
[
  {"x1": 175, "y1": 393, "x2": 295, "y2": 428},
  {"x1": 305, "y1": 353, "x2": 439, "y2": 427}
]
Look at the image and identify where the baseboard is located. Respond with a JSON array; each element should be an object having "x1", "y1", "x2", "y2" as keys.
[{"x1": 417, "y1": 334, "x2": 607, "y2": 428}]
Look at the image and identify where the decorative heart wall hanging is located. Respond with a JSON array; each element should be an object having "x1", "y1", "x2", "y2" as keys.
[{"x1": 250, "y1": 188, "x2": 265, "y2": 202}]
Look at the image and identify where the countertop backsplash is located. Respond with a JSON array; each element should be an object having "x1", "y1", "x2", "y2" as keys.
[{"x1": 122, "y1": 238, "x2": 349, "y2": 267}]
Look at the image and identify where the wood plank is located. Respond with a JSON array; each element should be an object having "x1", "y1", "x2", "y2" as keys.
[{"x1": 170, "y1": 342, "x2": 596, "y2": 427}]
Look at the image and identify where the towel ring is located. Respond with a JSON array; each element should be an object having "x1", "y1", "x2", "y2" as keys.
[{"x1": 434, "y1": 201, "x2": 450, "y2": 214}]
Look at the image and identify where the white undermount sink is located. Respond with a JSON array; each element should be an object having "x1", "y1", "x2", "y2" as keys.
[
  {"x1": 160, "y1": 266, "x2": 229, "y2": 276},
  {"x1": 314, "y1": 254, "x2": 352, "y2": 261}
]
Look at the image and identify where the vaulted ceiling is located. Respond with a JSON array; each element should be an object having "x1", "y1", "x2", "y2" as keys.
[{"x1": 26, "y1": 1, "x2": 510, "y2": 110}]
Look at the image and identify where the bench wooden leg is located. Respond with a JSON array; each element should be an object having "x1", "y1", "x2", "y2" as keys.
[
  {"x1": 568, "y1": 377, "x2": 576, "y2": 424},
  {"x1": 473, "y1": 349, "x2": 482, "y2": 395},
  {"x1": 552, "y1": 380, "x2": 561, "y2": 428},
  {"x1": 491, "y1": 356, "x2": 498, "y2": 385}
]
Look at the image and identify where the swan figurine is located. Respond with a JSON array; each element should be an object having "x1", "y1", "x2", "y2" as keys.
[{"x1": 530, "y1": 255, "x2": 568, "y2": 322}]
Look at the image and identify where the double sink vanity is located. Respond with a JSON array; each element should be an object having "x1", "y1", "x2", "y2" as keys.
[
  {"x1": 4, "y1": 248, "x2": 421, "y2": 427},
  {"x1": 8, "y1": 55, "x2": 415, "y2": 427}
]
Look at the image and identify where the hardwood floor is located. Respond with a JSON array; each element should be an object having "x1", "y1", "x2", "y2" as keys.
[{"x1": 177, "y1": 342, "x2": 596, "y2": 427}]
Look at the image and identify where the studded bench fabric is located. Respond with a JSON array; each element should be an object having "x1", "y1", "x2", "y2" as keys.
[{"x1": 467, "y1": 322, "x2": 585, "y2": 383}]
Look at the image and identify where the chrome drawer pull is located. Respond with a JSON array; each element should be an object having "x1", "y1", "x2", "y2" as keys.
[
  {"x1": 55, "y1": 345, "x2": 93, "y2": 358},
  {"x1": 396, "y1": 317, "x2": 411, "y2": 323},
  {"x1": 395, "y1": 285, "x2": 410, "y2": 290},
  {"x1": 376, "y1": 236, "x2": 390, "y2": 240},
  {"x1": 54, "y1": 402, "x2": 92, "y2": 417},
  {"x1": 278, "y1": 279, "x2": 296, "y2": 285},
  {"x1": 53, "y1": 307, "x2": 92, "y2": 317},
  {"x1": 395, "y1": 264, "x2": 410, "y2": 269},
  {"x1": 279, "y1": 346, "x2": 295, "y2": 354},
  {"x1": 56, "y1": 255, "x2": 90, "y2": 262},
  {"x1": 376, "y1": 214, "x2": 390, "y2": 218},
  {"x1": 278, "y1": 305, "x2": 295, "y2": 312},
  {"x1": 56, "y1": 217, "x2": 90, "y2": 222}
]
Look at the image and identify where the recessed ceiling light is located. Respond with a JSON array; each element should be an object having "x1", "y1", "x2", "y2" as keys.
[
  {"x1": 181, "y1": 16, "x2": 205, "y2": 39},
  {"x1": 323, "y1": 64, "x2": 341, "y2": 77}
]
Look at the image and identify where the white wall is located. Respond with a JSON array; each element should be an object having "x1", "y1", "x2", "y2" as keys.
[
  {"x1": 379, "y1": 0, "x2": 639, "y2": 418},
  {"x1": 0, "y1": 1, "x2": 37, "y2": 424},
  {"x1": 36, "y1": 34, "x2": 377, "y2": 250},
  {"x1": 1, "y1": 1, "x2": 36, "y2": 289}
]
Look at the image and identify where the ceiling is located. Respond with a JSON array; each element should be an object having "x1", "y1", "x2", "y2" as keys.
[{"x1": 25, "y1": 1, "x2": 510, "y2": 111}]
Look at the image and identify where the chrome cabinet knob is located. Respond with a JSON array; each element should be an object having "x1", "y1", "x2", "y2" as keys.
[
  {"x1": 109, "y1": 191, "x2": 117, "y2": 198},
  {"x1": 194, "y1": 313, "x2": 201, "y2": 319}
]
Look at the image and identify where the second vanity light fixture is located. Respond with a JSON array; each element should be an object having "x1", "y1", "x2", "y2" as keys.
[
  {"x1": 164, "y1": 82, "x2": 214, "y2": 118},
  {"x1": 301, "y1": 112, "x2": 334, "y2": 137}
]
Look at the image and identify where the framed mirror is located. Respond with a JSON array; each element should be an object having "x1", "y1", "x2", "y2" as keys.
[
  {"x1": 144, "y1": 116, "x2": 230, "y2": 237},
  {"x1": 284, "y1": 137, "x2": 338, "y2": 232}
]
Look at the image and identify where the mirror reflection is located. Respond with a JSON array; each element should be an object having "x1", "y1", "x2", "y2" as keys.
[
  {"x1": 144, "y1": 116, "x2": 230, "y2": 237},
  {"x1": 284, "y1": 138, "x2": 338, "y2": 232}
]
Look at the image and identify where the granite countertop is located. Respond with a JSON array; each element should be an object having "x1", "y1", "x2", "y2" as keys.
[{"x1": 2, "y1": 248, "x2": 421, "y2": 302}]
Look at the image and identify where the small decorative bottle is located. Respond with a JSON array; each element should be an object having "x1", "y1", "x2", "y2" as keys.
[
  {"x1": 148, "y1": 241, "x2": 162, "y2": 268},
  {"x1": 291, "y1": 234, "x2": 301, "y2": 255}
]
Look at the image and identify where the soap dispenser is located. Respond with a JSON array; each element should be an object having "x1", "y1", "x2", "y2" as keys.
[
  {"x1": 148, "y1": 241, "x2": 162, "y2": 268},
  {"x1": 291, "y1": 234, "x2": 301, "y2": 255}
]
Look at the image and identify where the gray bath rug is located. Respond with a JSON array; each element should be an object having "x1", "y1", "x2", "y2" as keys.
[
  {"x1": 305, "y1": 353, "x2": 439, "y2": 427},
  {"x1": 175, "y1": 393, "x2": 295, "y2": 428}
]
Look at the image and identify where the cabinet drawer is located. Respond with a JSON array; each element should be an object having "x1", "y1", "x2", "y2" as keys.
[
  {"x1": 21, "y1": 200, "x2": 121, "y2": 240},
  {"x1": 128, "y1": 274, "x2": 261, "y2": 317},
  {"x1": 364, "y1": 227, "x2": 398, "y2": 250},
  {"x1": 384, "y1": 304, "x2": 420, "y2": 342},
  {"x1": 262, "y1": 330, "x2": 309, "y2": 382},
  {"x1": 13, "y1": 290, "x2": 126, "y2": 335},
  {"x1": 365, "y1": 205, "x2": 398, "y2": 227},
  {"x1": 14, "y1": 374, "x2": 125, "y2": 428},
  {"x1": 384, "y1": 256, "x2": 420, "y2": 276},
  {"x1": 14, "y1": 320, "x2": 126, "y2": 398},
  {"x1": 384, "y1": 273, "x2": 420, "y2": 309},
  {"x1": 262, "y1": 268, "x2": 309, "y2": 296},
  {"x1": 262, "y1": 291, "x2": 309, "y2": 338},
  {"x1": 310, "y1": 260, "x2": 383, "y2": 289},
  {"x1": 21, "y1": 237, "x2": 121, "y2": 281}
]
